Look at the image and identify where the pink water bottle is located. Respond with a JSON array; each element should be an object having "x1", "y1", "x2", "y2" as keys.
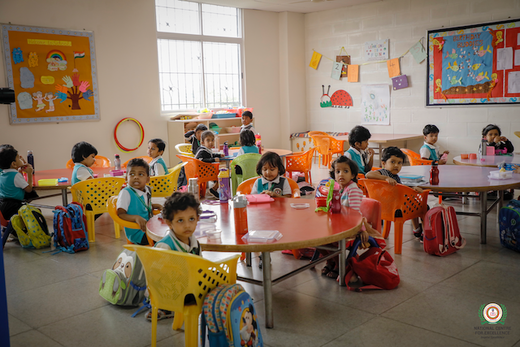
[{"x1": 331, "y1": 182, "x2": 341, "y2": 213}]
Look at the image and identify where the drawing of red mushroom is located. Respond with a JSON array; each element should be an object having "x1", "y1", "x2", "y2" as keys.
[{"x1": 320, "y1": 85, "x2": 353, "y2": 108}]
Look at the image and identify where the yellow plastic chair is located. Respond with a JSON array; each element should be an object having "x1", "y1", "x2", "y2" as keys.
[
  {"x1": 122, "y1": 156, "x2": 153, "y2": 169},
  {"x1": 66, "y1": 155, "x2": 111, "y2": 168},
  {"x1": 106, "y1": 196, "x2": 156, "y2": 245},
  {"x1": 123, "y1": 245, "x2": 239, "y2": 347},
  {"x1": 148, "y1": 162, "x2": 187, "y2": 197},
  {"x1": 70, "y1": 177, "x2": 125, "y2": 242},
  {"x1": 175, "y1": 143, "x2": 194, "y2": 157}
]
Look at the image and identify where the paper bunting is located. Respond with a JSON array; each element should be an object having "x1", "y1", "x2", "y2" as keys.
[
  {"x1": 387, "y1": 58, "x2": 400, "y2": 78},
  {"x1": 347, "y1": 65, "x2": 359, "y2": 82},
  {"x1": 392, "y1": 75, "x2": 408, "y2": 90},
  {"x1": 410, "y1": 41, "x2": 426, "y2": 64},
  {"x1": 331, "y1": 62, "x2": 342, "y2": 80},
  {"x1": 336, "y1": 55, "x2": 350, "y2": 76},
  {"x1": 309, "y1": 51, "x2": 322, "y2": 70}
]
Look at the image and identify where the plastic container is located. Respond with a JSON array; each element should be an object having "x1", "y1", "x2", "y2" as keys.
[
  {"x1": 430, "y1": 160, "x2": 439, "y2": 185},
  {"x1": 316, "y1": 196, "x2": 327, "y2": 207},
  {"x1": 188, "y1": 178, "x2": 199, "y2": 199},
  {"x1": 110, "y1": 169, "x2": 124, "y2": 177},
  {"x1": 242, "y1": 230, "x2": 282, "y2": 243},
  {"x1": 38, "y1": 179, "x2": 58, "y2": 186},
  {"x1": 223, "y1": 142, "x2": 229, "y2": 156},
  {"x1": 233, "y1": 195, "x2": 248, "y2": 235},
  {"x1": 218, "y1": 168, "x2": 231, "y2": 203},
  {"x1": 481, "y1": 138, "x2": 487, "y2": 157},
  {"x1": 225, "y1": 126, "x2": 241, "y2": 133},
  {"x1": 461, "y1": 154, "x2": 469, "y2": 159},
  {"x1": 489, "y1": 170, "x2": 513, "y2": 180},
  {"x1": 114, "y1": 154, "x2": 121, "y2": 171}
]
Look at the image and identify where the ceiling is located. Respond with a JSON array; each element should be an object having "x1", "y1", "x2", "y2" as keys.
[{"x1": 187, "y1": 0, "x2": 382, "y2": 14}]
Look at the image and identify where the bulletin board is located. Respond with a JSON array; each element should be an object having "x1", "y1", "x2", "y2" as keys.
[
  {"x1": 1, "y1": 24, "x2": 99, "y2": 124},
  {"x1": 426, "y1": 18, "x2": 520, "y2": 106}
]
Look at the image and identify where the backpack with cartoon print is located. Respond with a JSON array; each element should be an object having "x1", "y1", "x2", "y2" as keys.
[
  {"x1": 11, "y1": 205, "x2": 51, "y2": 249},
  {"x1": 99, "y1": 249, "x2": 146, "y2": 306},
  {"x1": 499, "y1": 199, "x2": 520, "y2": 253}
]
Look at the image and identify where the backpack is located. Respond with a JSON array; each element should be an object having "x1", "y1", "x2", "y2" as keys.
[
  {"x1": 499, "y1": 199, "x2": 520, "y2": 252},
  {"x1": 99, "y1": 249, "x2": 146, "y2": 306},
  {"x1": 11, "y1": 205, "x2": 51, "y2": 249},
  {"x1": 201, "y1": 283, "x2": 263, "y2": 347},
  {"x1": 52, "y1": 202, "x2": 89, "y2": 254},
  {"x1": 423, "y1": 205, "x2": 466, "y2": 256}
]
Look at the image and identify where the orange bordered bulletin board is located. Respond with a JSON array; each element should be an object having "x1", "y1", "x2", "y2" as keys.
[{"x1": 1, "y1": 24, "x2": 99, "y2": 124}]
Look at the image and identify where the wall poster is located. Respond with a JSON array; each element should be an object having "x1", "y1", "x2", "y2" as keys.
[
  {"x1": 1, "y1": 24, "x2": 99, "y2": 124},
  {"x1": 427, "y1": 18, "x2": 520, "y2": 106}
]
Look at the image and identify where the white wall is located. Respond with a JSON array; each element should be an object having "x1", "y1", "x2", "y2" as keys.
[
  {"x1": 0, "y1": 0, "x2": 166, "y2": 170},
  {"x1": 305, "y1": 0, "x2": 520, "y2": 158}
]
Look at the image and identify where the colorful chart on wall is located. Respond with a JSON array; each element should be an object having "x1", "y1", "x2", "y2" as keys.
[
  {"x1": 427, "y1": 18, "x2": 520, "y2": 106},
  {"x1": 1, "y1": 24, "x2": 99, "y2": 124},
  {"x1": 361, "y1": 84, "x2": 390, "y2": 125}
]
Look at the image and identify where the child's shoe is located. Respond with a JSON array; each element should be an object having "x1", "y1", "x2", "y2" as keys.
[
  {"x1": 209, "y1": 188, "x2": 219, "y2": 199},
  {"x1": 413, "y1": 225, "x2": 423, "y2": 243},
  {"x1": 145, "y1": 309, "x2": 174, "y2": 321}
]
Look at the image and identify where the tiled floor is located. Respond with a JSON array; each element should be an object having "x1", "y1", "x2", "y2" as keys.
[{"x1": 4, "y1": 164, "x2": 520, "y2": 347}]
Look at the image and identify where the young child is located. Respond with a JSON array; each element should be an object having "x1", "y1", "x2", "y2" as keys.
[
  {"x1": 344, "y1": 125, "x2": 375, "y2": 175},
  {"x1": 240, "y1": 111, "x2": 258, "y2": 135},
  {"x1": 366, "y1": 146, "x2": 424, "y2": 240},
  {"x1": 252, "y1": 152, "x2": 291, "y2": 197},
  {"x1": 195, "y1": 130, "x2": 223, "y2": 199},
  {"x1": 420, "y1": 124, "x2": 449, "y2": 164},
  {"x1": 237, "y1": 129, "x2": 259, "y2": 156},
  {"x1": 71, "y1": 141, "x2": 97, "y2": 185},
  {"x1": 184, "y1": 124, "x2": 208, "y2": 155},
  {"x1": 116, "y1": 158, "x2": 162, "y2": 245},
  {"x1": 479, "y1": 124, "x2": 514, "y2": 154},
  {"x1": 147, "y1": 138, "x2": 168, "y2": 176},
  {"x1": 149, "y1": 191, "x2": 202, "y2": 321}
]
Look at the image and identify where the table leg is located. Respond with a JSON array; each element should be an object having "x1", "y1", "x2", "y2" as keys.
[
  {"x1": 261, "y1": 251, "x2": 273, "y2": 329},
  {"x1": 246, "y1": 252, "x2": 252, "y2": 267},
  {"x1": 61, "y1": 189, "x2": 68, "y2": 206},
  {"x1": 338, "y1": 239, "x2": 346, "y2": 286},
  {"x1": 480, "y1": 191, "x2": 487, "y2": 244},
  {"x1": 378, "y1": 144, "x2": 383, "y2": 167}
]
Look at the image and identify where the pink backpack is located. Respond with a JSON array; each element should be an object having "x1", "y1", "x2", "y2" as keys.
[{"x1": 423, "y1": 205, "x2": 466, "y2": 256}]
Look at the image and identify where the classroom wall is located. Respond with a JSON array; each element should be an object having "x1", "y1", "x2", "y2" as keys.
[
  {"x1": 0, "y1": 0, "x2": 165, "y2": 170},
  {"x1": 305, "y1": 0, "x2": 520, "y2": 158}
]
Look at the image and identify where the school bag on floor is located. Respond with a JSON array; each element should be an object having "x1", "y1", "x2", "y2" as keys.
[
  {"x1": 11, "y1": 205, "x2": 51, "y2": 249},
  {"x1": 99, "y1": 249, "x2": 146, "y2": 306},
  {"x1": 499, "y1": 199, "x2": 520, "y2": 252},
  {"x1": 201, "y1": 283, "x2": 263, "y2": 347},
  {"x1": 52, "y1": 202, "x2": 89, "y2": 254},
  {"x1": 423, "y1": 205, "x2": 466, "y2": 256}
]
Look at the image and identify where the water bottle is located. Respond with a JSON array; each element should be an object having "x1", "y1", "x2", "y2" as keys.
[
  {"x1": 331, "y1": 182, "x2": 342, "y2": 213},
  {"x1": 114, "y1": 154, "x2": 121, "y2": 171},
  {"x1": 481, "y1": 138, "x2": 487, "y2": 157},
  {"x1": 188, "y1": 178, "x2": 199, "y2": 199},
  {"x1": 430, "y1": 160, "x2": 439, "y2": 185},
  {"x1": 223, "y1": 142, "x2": 229, "y2": 157},
  {"x1": 233, "y1": 195, "x2": 248, "y2": 235},
  {"x1": 27, "y1": 150, "x2": 34, "y2": 172},
  {"x1": 255, "y1": 135, "x2": 262, "y2": 154},
  {"x1": 218, "y1": 168, "x2": 230, "y2": 203}
]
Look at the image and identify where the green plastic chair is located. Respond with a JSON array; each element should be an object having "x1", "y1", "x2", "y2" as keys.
[{"x1": 230, "y1": 153, "x2": 261, "y2": 196}]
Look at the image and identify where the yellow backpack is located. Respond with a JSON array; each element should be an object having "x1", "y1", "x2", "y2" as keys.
[{"x1": 11, "y1": 205, "x2": 51, "y2": 249}]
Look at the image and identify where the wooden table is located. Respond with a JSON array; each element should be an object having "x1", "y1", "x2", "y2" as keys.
[
  {"x1": 335, "y1": 133, "x2": 423, "y2": 166},
  {"x1": 400, "y1": 165, "x2": 520, "y2": 244},
  {"x1": 453, "y1": 154, "x2": 518, "y2": 167},
  {"x1": 147, "y1": 198, "x2": 362, "y2": 328}
]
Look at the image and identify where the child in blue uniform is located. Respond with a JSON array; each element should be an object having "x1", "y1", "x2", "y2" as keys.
[
  {"x1": 237, "y1": 130, "x2": 259, "y2": 156},
  {"x1": 116, "y1": 158, "x2": 163, "y2": 245},
  {"x1": 71, "y1": 141, "x2": 97, "y2": 185},
  {"x1": 147, "y1": 138, "x2": 168, "y2": 176},
  {"x1": 420, "y1": 124, "x2": 449, "y2": 164},
  {"x1": 252, "y1": 152, "x2": 291, "y2": 197},
  {"x1": 344, "y1": 125, "x2": 374, "y2": 175}
]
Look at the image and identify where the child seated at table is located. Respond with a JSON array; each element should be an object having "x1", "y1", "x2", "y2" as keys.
[
  {"x1": 241, "y1": 110, "x2": 258, "y2": 135},
  {"x1": 366, "y1": 146, "x2": 425, "y2": 241},
  {"x1": 148, "y1": 191, "x2": 202, "y2": 321},
  {"x1": 479, "y1": 124, "x2": 514, "y2": 154},
  {"x1": 420, "y1": 124, "x2": 449, "y2": 164},
  {"x1": 117, "y1": 158, "x2": 163, "y2": 245},
  {"x1": 252, "y1": 152, "x2": 291, "y2": 197},
  {"x1": 71, "y1": 141, "x2": 97, "y2": 185},
  {"x1": 195, "y1": 130, "x2": 223, "y2": 199},
  {"x1": 147, "y1": 138, "x2": 168, "y2": 176},
  {"x1": 237, "y1": 130, "x2": 259, "y2": 156},
  {"x1": 184, "y1": 124, "x2": 208, "y2": 155},
  {"x1": 344, "y1": 125, "x2": 374, "y2": 175}
]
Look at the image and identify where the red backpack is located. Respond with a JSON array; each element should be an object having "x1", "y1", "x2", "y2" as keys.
[
  {"x1": 423, "y1": 205, "x2": 466, "y2": 256},
  {"x1": 52, "y1": 202, "x2": 89, "y2": 254}
]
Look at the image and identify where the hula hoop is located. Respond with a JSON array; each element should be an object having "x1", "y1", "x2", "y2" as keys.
[{"x1": 114, "y1": 117, "x2": 145, "y2": 152}]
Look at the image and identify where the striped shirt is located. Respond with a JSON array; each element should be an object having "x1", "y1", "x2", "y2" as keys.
[
  {"x1": 377, "y1": 169, "x2": 402, "y2": 184},
  {"x1": 340, "y1": 181, "x2": 363, "y2": 212}
]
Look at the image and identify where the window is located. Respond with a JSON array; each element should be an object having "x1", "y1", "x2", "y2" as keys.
[{"x1": 156, "y1": 0, "x2": 243, "y2": 112}]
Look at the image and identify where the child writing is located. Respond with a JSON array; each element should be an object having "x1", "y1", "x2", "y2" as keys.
[
  {"x1": 344, "y1": 125, "x2": 375, "y2": 175},
  {"x1": 71, "y1": 141, "x2": 97, "y2": 185},
  {"x1": 240, "y1": 111, "x2": 258, "y2": 135},
  {"x1": 252, "y1": 152, "x2": 291, "y2": 197},
  {"x1": 420, "y1": 124, "x2": 449, "y2": 164},
  {"x1": 237, "y1": 129, "x2": 259, "y2": 156},
  {"x1": 479, "y1": 124, "x2": 514, "y2": 154},
  {"x1": 116, "y1": 158, "x2": 162, "y2": 245},
  {"x1": 366, "y1": 146, "x2": 424, "y2": 241},
  {"x1": 184, "y1": 124, "x2": 208, "y2": 155},
  {"x1": 195, "y1": 130, "x2": 223, "y2": 199},
  {"x1": 147, "y1": 138, "x2": 168, "y2": 176}
]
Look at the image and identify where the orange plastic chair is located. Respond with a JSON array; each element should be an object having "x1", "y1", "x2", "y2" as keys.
[
  {"x1": 66, "y1": 155, "x2": 111, "y2": 169},
  {"x1": 285, "y1": 148, "x2": 315, "y2": 184},
  {"x1": 176, "y1": 155, "x2": 219, "y2": 198},
  {"x1": 121, "y1": 156, "x2": 153, "y2": 169},
  {"x1": 359, "y1": 179, "x2": 430, "y2": 254},
  {"x1": 309, "y1": 134, "x2": 332, "y2": 168},
  {"x1": 70, "y1": 177, "x2": 125, "y2": 242},
  {"x1": 236, "y1": 176, "x2": 300, "y2": 198},
  {"x1": 401, "y1": 148, "x2": 432, "y2": 166},
  {"x1": 106, "y1": 196, "x2": 155, "y2": 246},
  {"x1": 308, "y1": 131, "x2": 328, "y2": 163}
]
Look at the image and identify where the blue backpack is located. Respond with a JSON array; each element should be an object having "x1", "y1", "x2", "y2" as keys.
[
  {"x1": 499, "y1": 199, "x2": 520, "y2": 253},
  {"x1": 201, "y1": 283, "x2": 263, "y2": 347},
  {"x1": 52, "y1": 202, "x2": 89, "y2": 254}
]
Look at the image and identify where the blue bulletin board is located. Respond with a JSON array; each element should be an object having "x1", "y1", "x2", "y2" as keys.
[{"x1": 427, "y1": 18, "x2": 520, "y2": 106}]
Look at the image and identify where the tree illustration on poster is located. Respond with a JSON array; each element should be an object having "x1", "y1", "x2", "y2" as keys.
[{"x1": 0, "y1": 24, "x2": 99, "y2": 124}]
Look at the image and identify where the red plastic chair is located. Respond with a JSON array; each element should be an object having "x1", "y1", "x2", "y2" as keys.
[
  {"x1": 359, "y1": 178, "x2": 430, "y2": 254},
  {"x1": 176, "y1": 155, "x2": 219, "y2": 199},
  {"x1": 122, "y1": 156, "x2": 153, "y2": 169},
  {"x1": 285, "y1": 148, "x2": 315, "y2": 184},
  {"x1": 66, "y1": 155, "x2": 111, "y2": 168},
  {"x1": 360, "y1": 197, "x2": 382, "y2": 233}
]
